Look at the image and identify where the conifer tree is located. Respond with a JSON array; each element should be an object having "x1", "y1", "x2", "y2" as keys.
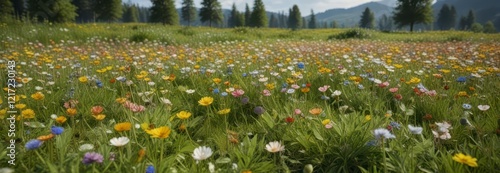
[
  {"x1": 249, "y1": 0, "x2": 267, "y2": 27},
  {"x1": 181, "y1": 0, "x2": 197, "y2": 26},
  {"x1": 150, "y1": 0, "x2": 179, "y2": 25},
  {"x1": 359, "y1": 7, "x2": 375, "y2": 29},
  {"x1": 199, "y1": 0, "x2": 223, "y2": 27},
  {"x1": 94, "y1": 0, "x2": 123, "y2": 22},
  {"x1": 288, "y1": 5, "x2": 301, "y2": 30},
  {"x1": 123, "y1": 4, "x2": 139, "y2": 23},
  {"x1": 28, "y1": 0, "x2": 77, "y2": 23},
  {"x1": 308, "y1": 9, "x2": 316, "y2": 29},
  {"x1": 393, "y1": 0, "x2": 433, "y2": 32}
]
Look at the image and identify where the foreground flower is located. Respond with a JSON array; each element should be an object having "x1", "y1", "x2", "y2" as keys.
[
  {"x1": 51, "y1": 126, "x2": 64, "y2": 135},
  {"x1": 37, "y1": 134, "x2": 54, "y2": 141},
  {"x1": 452, "y1": 153, "x2": 478, "y2": 167},
  {"x1": 146, "y1": 165, "x2": 155, "y2": 173},
  {"x1": 217, "y1": 108, "x2": 231, "y2": 115},
  {"x1": 176, "y1": 111, "x2": 192, "y2": 119},
  {"x1": 373, "y1": 128, "x2": 396, "y2": 140},
  {"x1": 31, "y1": 92, "x2": 45, "y2": 100},
  {"x1": 56, "y1": 116, "x2": 67, "y2": 124},
  {"x1": 25, "y1": 139, "x2": 43, "y2": 150},
  {"x1": 192, "y1": 146, "x2": 213, "y2": 162},
  {"x1": 408, "y1": 125, "x2": 423, "y2": 134},
  {"x1": 114, "y1": 122, "x2": 132, "y2": 132},
  {"x1": 265, "y1": 141, "x2": 285, "y2": 153},
  {"x1": 198, "y1": 97, "x2": 214, "y2": 106},
  {"x1": 147, "y1": 126, "x2": 171, "y2": 139},
  {"x1": 82, "y1": 152, "x2": 104, "y2": 165},
  {"x1": 309, "y1": 108, "x2": 322, "y2": 115},
  {"x1": 477, "y1": 105, "x2": 490, "y2": 111},
  {"x1": 21, "y1": 109, "x2": 36, "y2": 119},
  {"x1": 110, "y1": 137, "x2": 130, "y2": 147},
  {"x1": 79, "y1": 144, "x2": 95, "y2": 151},
  {"x1": 91, "y1": 105, "x2": 104, "y2": 115},
  {"x1": 253, "y1": 106, "x2": 265, "y2": 115}
]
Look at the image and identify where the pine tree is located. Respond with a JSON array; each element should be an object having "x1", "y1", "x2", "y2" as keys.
[
  {"x1": 228, "y1": 3, "x2": 238, "y2": 27},
  {"x1": 244, "y1": 3, "x2": 251, "y2": 27},
  {"x1": 269, "y1": 14, "x2": 279, "y2": 28},
  {"x1": 331, "y1": 21, "x2": 337, "y2": 28},
  {"x1": 466, "y1": 10, "x2": 475, "y2": 30},
  {"x1": 393, "y1": 0, "x2": 433, "y2": 32},
  {"x1": 199, "y1": 0, "x2": 223, "y2": 27},
  {"x1": 459, "y1": 16, "x2": 468, "y2": 30},
  {"x1": 359, "y1": 7, "x2": 375, "y2": 29},
  {"x1": 308, "y1": 9, "x2": 316, "y2": 29},
  {"x1": 437, "y1": 4, "x2": 450, "y2": 30},
  {"x1": 150, "y1": 0, "x2": 178, "y2": 25},
  {"x1": 250, "y1": 0, "x2": 267, "y2": 27},
  {"x1": 181, "y1": 0, "x2": 197, "y2": 26},
  {"x1": 288, "y1": 5, "x2": 301, "y2": 30},
  {"x1": 0, "y1": 0, "x2": 14, "y2": 21},
  {"x1": 10, "y1": 0, "x2": 23, "y2": 19},
  {"x1": 28, "y1": 0, "x2": 77, "y2": 23},
  {"x1": 94, "y1": 0, "x2": 123, "y2": 22},
  {"x1": 302, "y1": 17, "x2": 307, "y2": 29},
  {"x1": 74, "y1": 0, "x2": 94, "y2": 23},
  {"x1": 123, "y1": 4, "x2": 139, "y2": 23},
  {"x1": 378, "y1": 14, "x2": 393, "y2": 31},
  {"x1": 483, "y1": 21, "x2": 496, "y2": 33},
  {"x1": 449, "y1": 6, "x2": 457, "y2": 29}
]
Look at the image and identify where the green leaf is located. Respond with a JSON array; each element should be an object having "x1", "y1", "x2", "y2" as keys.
[
  {"x1": 215, "y1": 157, "x2": 231, "y2": 164},
  {"x1": 261, "y1": 113, "x2": 275, "y2": 129},
  {"x1": 312, "y1": 129, "x2": 324, "y2": 141}
]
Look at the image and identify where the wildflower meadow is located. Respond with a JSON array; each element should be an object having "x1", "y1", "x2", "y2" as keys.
[{"x1": 0, "y1": 24, "x2": 499, "y2": 173}]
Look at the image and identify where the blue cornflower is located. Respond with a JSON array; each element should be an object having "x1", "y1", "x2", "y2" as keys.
[
  {"x1": 456, "y1": 76, "x2": 467, "y2": 83},
  {"x1": 297, "y1": 62, "x2": 305, "y2": 69},
  {"x1": 95, "y1": 80, "x2": 103, "y2": 88},
  {"x1": 242, "y1": 73, "x2": 247, "y2": 77},
  {"x1": 146, "y1": 165, "x2": 155, "y2": 173},
  {"x1": 220, "y1": 92, "x2": 228, "y2": 97},
  {"x1": 253, "y1": 106, "x2": 265, "y2": 115},
  {"x1": 343, "y1": 80, "x2": 350, "y2": 86},
  {"x1": 51, "y1": 126, "x2": 64, "y2": 135},
  {"x1": 366, "y1": 140, "x2": 378, "y2": 147},
  {"x1": 241, "y1": 97, "x2": 249, "y2": 104},
  {"x1": 212, "y1": 88, "x2": 220, "y2": 94},
  {"x1": 389, "y1": 122, "x2": 401, "y2": 130},
  {"x1": 25, "y1": 139, "x2": 43, "y2": 150},
  {"x1": 462, "y1": 103, "x2": 472, "y2": 110}
]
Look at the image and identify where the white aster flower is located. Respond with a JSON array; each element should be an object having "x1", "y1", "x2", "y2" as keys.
[
  {"x1": 110, "y1": 137, "x2": 130, "y2": 147},
  {"x1": 265, "y1": 141, "x2": 285, "y2": 153},
  {"x1": 192, "y1": 146, "x2": 213, "y2": 162},
  {"x1": 373, "y1": 128, "x2": 396, "y2": 140},
  {"x1": 408, "y1": 125, "x2": 423, "y2": 135}
]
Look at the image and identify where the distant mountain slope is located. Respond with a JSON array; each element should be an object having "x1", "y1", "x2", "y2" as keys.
[
  {"x1": 310, "y1": 2, "x2": 393, "y2": 27},
  {"x1": 433, "y1": 0, "x2": 500, "y2": 24}
]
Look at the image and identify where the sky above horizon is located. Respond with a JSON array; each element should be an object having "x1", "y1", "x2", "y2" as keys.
[{"x1": 128, "y1": 0, "x2": 399, "y2": 16}]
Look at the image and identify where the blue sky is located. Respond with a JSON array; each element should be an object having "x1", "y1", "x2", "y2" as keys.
[{"x1": 127, "y1": 0, "x2": 400, "y2": 15}]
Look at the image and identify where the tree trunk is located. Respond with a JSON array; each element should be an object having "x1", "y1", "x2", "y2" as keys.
[
  {"x1": 209, "y1": 20, "x2": 212, "y2": 27},
  {"x1": 410, "y1": 22, "x2": 414, "y2": 32}
]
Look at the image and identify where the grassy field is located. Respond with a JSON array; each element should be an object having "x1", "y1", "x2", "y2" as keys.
[{"x1": 0, "y1": 24, "x2": 499, "y2": 173}]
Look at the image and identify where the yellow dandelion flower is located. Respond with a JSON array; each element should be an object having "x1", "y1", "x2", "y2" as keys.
[
  {"x1": 217, "y1": 108, "x2": 231, "y2": 115},
  {"x1": 78, "y1": 76, "x2": 88, "y2": 83},
  {"x1": 176, "y1": 111, "x2": 192, "y2": 119},
  {"x1": 452, "y1": 153, "x2": 478, "y2": 167},
  {"x1": 15, "y1": 104, "x2": 26, "y2": 109},
  {"x1": 21, "y1": 109, "x2": 35, "y2": 119},
  {"x1": 147, "y1": 126, "x2": 171, "y2": 139},
  {"x1": 31, "y1": 92, "x2": 45, "y2": 100},
  {"x1": 198, "y1": 97, "x2": 214, "y2": 106},
  {"x1": 114, "y1": 122, "x2": 132, "y2": 132},
  {"x1": 56, "y1": 116, "x2": 67, "y2": 124},
  {"x1": 92, "y1": 114, "x2": 106, "y2": 121}
]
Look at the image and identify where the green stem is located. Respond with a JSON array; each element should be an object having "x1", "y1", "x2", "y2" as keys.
[{"x1": 382, "y1": 139, "x2": 387, "y2": 173}]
